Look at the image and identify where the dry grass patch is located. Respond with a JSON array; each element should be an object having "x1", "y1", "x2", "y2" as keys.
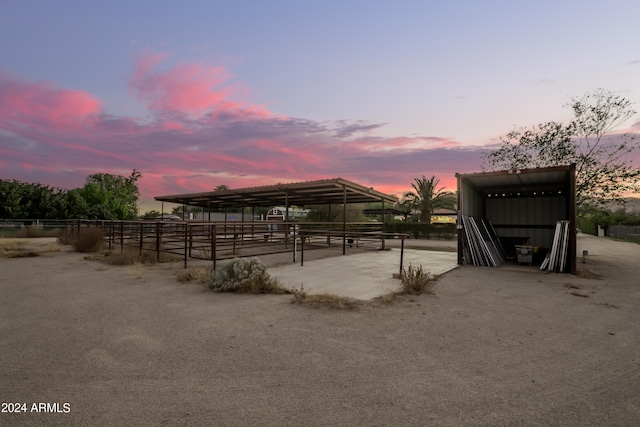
[
  {"x1": 177, "y1": 266, "x2": 212, "y2": 284},
  {"x1": 0, "y1": 240, "x2": 25, "y2": 255},
  {"x1": 98, "y1": 248, "x2": 180, "y2": 266},
  {"x1": 290, "y1": 285, "x2": 360, "y2": 309},
  {"x1": 0, "y1": 239, "x2": 61, "y2": 258}
]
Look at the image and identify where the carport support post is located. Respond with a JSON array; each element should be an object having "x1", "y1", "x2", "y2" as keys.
[
  {"x1": 211, "y1": 224, "x2": 217, "y2": 270},
  {"x1": 139, "y1": 222, "x2": 143, "y2": 256},
  {"x1": 183, "y1": 223, "x2": 188, "y2": 269},
  {"x1": 569, "y1": 163, "x2": 577, "y2": 275},
  {"x1": 342, "y1": 184, "x2": 347, "y2": 255},
  {"x1": 285, "y1": 191, "x2": 289, "y2": 250},
  {"x1": 251, "y1": 206, "x2": 255, "y2": 238},
  {"x1": 224, "y1": 209, "x2": 228, "y2": 236},
  {"x1": 381, "y1": 198, "x2": 386, "y2": 250},
  {"x1": 240, "y1": 197, "x2": 245, "y2": 243},
  {"x1": 328, "y1": 205, "x2": 332, "y2": 246},
  {"x1": 399, "y1": 235, "x2": 405, "y2": 277},
  {"x1": 456, "y1": 173, "x2": 463, "y2": 266},
  {"x1": 155, "y1": 221, "x2": 160, "y2": 261}
]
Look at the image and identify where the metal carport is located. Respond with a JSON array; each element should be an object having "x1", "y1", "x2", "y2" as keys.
[
  {"x1": 155, "y1": 178, "x2": 399, "y2": 254},
  {"x1": 155, "y1": 178, "x2": 397, "y2": 210}
]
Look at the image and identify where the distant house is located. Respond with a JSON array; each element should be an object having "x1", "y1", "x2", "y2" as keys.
[{"x1": 431, "y1": 208, "x2": 457, "y2": 225}]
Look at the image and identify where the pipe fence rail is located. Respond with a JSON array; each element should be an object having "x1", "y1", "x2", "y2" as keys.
[{"x1": 63, "y1": 220, "x2": 409, "y2": 270}]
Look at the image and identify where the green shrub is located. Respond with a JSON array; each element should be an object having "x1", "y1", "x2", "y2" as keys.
[
  {"x1": 385, "y1": 222, "x2": 456, "y2": 239},
  {"x1": 209, "y1": 257, "x2": 285, "y2": 293},
  {"x1": 400, "y1": 264, "x2": 435, "y2": 294},
  {"x1": 71, "y1": 227, "x2": 104, "y2": 253}
]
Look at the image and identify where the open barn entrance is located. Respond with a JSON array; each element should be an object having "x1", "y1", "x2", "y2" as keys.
[{"x1": 456, "y1": 165, "x2": 577, "y2": 274}]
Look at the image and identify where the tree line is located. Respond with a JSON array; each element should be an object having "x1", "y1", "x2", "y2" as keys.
[{"x1": 0, "y1": 170, "x2": 141, "y2": 220}]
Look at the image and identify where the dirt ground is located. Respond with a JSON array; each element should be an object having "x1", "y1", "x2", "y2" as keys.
[{"x1": 1, "y1": 234, "x2": 639, "y2": 426}]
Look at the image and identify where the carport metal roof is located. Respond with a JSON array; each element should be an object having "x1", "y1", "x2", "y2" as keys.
[
  {"x1": 456, "y1": 165, "x2": 574, "y2": 199},
  {"x1": 155, "y1": 178, "x2": 398, "y2": 209}
]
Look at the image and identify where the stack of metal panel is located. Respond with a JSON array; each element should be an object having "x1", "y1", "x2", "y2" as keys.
[
  {"x1": 461, "y1": 216, "x2": 506, "y2": 267},
  {"x1": 540, "y1": 220, "x2": 570, "y2": 272}
]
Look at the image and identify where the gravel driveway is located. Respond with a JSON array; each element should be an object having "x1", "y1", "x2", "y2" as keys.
[{"x1": 1, "y1": 234, "x2": 639, "y2": 426}]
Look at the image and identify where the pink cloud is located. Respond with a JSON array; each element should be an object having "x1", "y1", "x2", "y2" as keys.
[
  {"x1": 0, "y1": 57, "x2": 491, "y2": 207},
  {"x1": 0, "y1": 72, "x2": 102, "y2": 132},
  {"x1": 128, "y1": 50, "x2": 272, "y2": 119},
  {"x1": 162, "y1": 120, "x2": 189, "y2": 132}
]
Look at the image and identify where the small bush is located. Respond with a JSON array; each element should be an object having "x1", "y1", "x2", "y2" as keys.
[
  {"x1": 71, "y1": 227, "x2": 104, "y2": 253},
  {"x1": 209, "y1": 257, "x2": 286, "y2": 293},
  {"x1": 400, "y1": 264, "x2": 435, "y2": 295}
]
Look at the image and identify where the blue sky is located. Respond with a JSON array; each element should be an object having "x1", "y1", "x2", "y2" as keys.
[{"x1": 1, "y1": 0, "x2": 639, "y2": 210}]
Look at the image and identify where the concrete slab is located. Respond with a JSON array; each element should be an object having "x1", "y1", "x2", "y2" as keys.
[{"x1": 269, "y1": 248, "x2": 458, "y2": 300}]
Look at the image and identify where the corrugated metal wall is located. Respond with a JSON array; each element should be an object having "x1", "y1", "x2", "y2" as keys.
[
  {"x1": 459, "y1": 184, "x2": 484, "y2": 217},
  {"x1": 486, "y1": 196, "x2": 566, "y2": 248}
]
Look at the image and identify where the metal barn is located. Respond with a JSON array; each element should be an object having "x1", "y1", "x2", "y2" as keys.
[{"x1": 456, "y1": 165, "x2": 576, "y2": 274}]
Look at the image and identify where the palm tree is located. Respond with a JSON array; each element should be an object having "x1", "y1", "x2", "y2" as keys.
[{"x1": 405, "y1": 175, "x2": 456, "y2": 222}]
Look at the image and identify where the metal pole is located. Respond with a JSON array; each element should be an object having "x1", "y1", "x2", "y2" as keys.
[
  {"x1": 156, "y1": 221, "x2": 160, "y2": 261},
  {"x1": 381, "y1": 198, "x2": 386, "y2": 250},
  {"x1": 212, "y1": 224, "x2": 217, "y2": 270},
  {"x1": 342, "y1": 185, "x2": 347, "y2": 255},
  {"x1": 293, "y1": 224, "x2": 297, "y2": 263},
  {"x1": 327, "y1": 204, "x2": 331, "y2": 246},
  {"x1": 241, "y1": 197, "x2": 245, "y2": 243},
  {"x1": 183, "y1": 223, "x2": 188, "y2": 268},
  {"x1": 400, "y1": 234, "x2": 405, "y2": 277}
]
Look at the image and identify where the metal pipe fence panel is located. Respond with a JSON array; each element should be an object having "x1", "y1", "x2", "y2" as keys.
[
  {"x1": 609, "y1": 225, "x2": 640, "y2": 243},
  {"x1": 59, "y1": 220, "x2": 404, "y2": 269}
]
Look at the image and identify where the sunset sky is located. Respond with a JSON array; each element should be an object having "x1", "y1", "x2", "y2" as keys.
[{"x1": 1, "y1": 1, "x2": 639, "y2": 212}]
